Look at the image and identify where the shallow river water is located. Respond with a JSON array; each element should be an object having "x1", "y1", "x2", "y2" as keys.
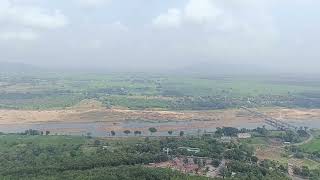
[{"x1": 0, "y1": 118, "x2": 319, "y2": 137}]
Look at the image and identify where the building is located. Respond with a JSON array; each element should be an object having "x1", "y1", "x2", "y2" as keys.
[
  {"x1": 178, "y1": 147, "x2": 200, "y2": 153},
  {"x1": 237, "y1": 133, "x2": 251, "y2": 139}
]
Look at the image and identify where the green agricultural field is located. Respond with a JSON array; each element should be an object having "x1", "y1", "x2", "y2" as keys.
[
  {"x1": 1, "y1": 72, "x2": 320, "y2": 110},
  {"x1": 0, "y1": 135, "x2": 86, "y2": 151},
  {"x1": 301, "y1": 139, "x2": 320, "y2": 153}
]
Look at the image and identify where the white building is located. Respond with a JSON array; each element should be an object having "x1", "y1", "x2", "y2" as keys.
[{"x1": 237, "y1": 133, "x2": 251, "y2": 139}]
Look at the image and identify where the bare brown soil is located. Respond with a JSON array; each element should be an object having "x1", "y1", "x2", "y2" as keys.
[
  {"x1": 0, "y1": 100, "x2": 319, "y2": 134},
  {"x1": 261, "y1": 108, "x2": 320, "y2": 121},
  {"x1": 0, "y1": 108, "x2": 261, "y2": 125}
]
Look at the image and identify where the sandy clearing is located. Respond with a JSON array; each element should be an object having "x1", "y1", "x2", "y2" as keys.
[
  {"x1": 261, "y1": 108, "x2": 320, "y2": 121},
  {"x1": 0, "y1": 107, "x2": 319, "y2": 126}
]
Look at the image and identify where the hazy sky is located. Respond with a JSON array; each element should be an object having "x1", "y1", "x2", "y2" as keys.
[{"x1": 0, "y1": 0, "x2": 320, "y2": 72}]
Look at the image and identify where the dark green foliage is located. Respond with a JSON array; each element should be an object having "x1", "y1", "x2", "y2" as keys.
[
  {"x1": 224, "y1": 160, "x2": 289, "y2": 179},
  {"x1": 215, "y1": 127, "x2": 240, "y2": 137},
  {"x1": 134, "y1": 131, "x2": 142, "y2": 136},
  {"x1": 282, "y1": 130, "x2": 300, "y2": 143},
  {"x1": 0, "y1": 134, "x2": 292, "y2": 180},
  {"x1": 211, "y1": 159, "x2": 221, "y2": 168},
  {"x1": 253, "y1": 127, "x2": 269, "y2": 137},
  {"x1": 149, "y1": 127, "x2": 157, "y2": 135},
  {"x1": 111, "y1": 131, "x2": 116, "y2": 136},
  {"x1": 123, "y1": 130, "x2": 131, "y2": 135}
]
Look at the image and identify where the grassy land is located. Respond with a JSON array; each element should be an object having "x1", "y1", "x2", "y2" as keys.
[
  {"x1": 1, "y1": 72, "x2": 320, "y2": 110},
  {"x1": 300, "y1": 130, "x2": 320, "y2": 153},
  {"x1": 0, "y1": 135, "x2": 86, "y2": 151},
  {"x1": 241, "y1": 137, "x2": 269, "y2": 145}
]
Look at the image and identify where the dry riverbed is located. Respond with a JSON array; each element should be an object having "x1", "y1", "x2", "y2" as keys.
[{"x1": 0, "y1": 101, "x2": 319, "y2": 135}]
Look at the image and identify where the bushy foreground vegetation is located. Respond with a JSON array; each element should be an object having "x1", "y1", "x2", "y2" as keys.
[
  {"x1": 1, "y1": 72, "x2": 320, "y2": 110},
  {"x1": 0, "y1": 133, "x2": 293, "y2": 180}
]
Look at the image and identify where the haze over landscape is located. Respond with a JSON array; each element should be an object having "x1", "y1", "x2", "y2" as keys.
[
  {"x1": 1, "y1": 0, "x2": 320, "y2": 73},
  {"x1": 1, "y1": 1, "x2": 320, "y2": 180}
]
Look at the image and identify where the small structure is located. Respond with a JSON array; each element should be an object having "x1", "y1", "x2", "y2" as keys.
[
  {"x1": 237, "y1": 133, "x2": 251, "y2": 139},
  {"x1": 178, "y1": 147, "x2": 200, "y2": 153},
  {"x1": 102, "y1": 146, "x2": 114, "y2": 152},
  {"x1": 163, "y1": 148, "x2": 170, "y2": 155}
]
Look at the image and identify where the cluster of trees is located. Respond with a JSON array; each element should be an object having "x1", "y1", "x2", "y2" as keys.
[
  {"x1": 220, "y1": 160, "x2": 289, "y2": 179},
  {"x1": 0, "y1": 133, "x2": 297, "y2": 180},
  {"x1": 281, "y1": 130, "x2": 302, "y2": 143},
  {"x1": 215, "y1": 127, "x2": 239, "y2": 137},
  {"x1": 110, "y1": 128, "x2": 185, "y2": 137},
  {"x1": 22, "y1": 129, "x2": 50, "y2": 136},
  {"x1": 0, "y1": 137, "x2": 168, "y2": 179}
]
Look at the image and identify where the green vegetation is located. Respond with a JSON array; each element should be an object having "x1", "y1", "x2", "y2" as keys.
[
  {"x1": 1, "y1": 72, "x2": 320, "y2": 110},
  {"x1": 301, "y1": 130, "x2": 320, "y2": 153},
  {"x1": 0, "y1": 132, "x2": 293, "y2": 180}
]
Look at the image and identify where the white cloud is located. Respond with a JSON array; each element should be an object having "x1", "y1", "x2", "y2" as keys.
[
  {"x1": 11, "y1": 8, "x2": 67, "y2": 29},
  {"x1": 150, "y1": 0, "x2": 277, "y2": 66},
  {"x1": 152, "y1": 0, "x2": 224, "y2": 29},
  {"x1": 0, "y1": 30, "x2": 38, "y2": 41},
  {"x1": 152, "y1": 8, "x2": 182, "y2": 28},
  {"x1": 184, "y1": 0, "x2": 222, "y2": 24},
  {"x1": 0, "y1": 2, "x2": 68, "y2": 29},
  {"x1": 76, "y1": 0, "x2": 111, "y2": 7},
  {"x1": 0, "y1": 0, "x2": 67, "y2": 41},
  {"x1": 152, "y1": 0, "x2": 273, "y2": 34},
  {"x1": 110, "y1": 21, "x2": 128, "y2": 32}
]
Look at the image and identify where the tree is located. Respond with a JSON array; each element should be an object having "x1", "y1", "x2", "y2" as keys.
[
  {"x1": 183, "y1": 157, "x2": 188, "y2": 165},
  {"x1": 283, "y1": 130, "x2": 299, "y2": 143},
  {"x1": 197, "y1": 160, "x2": 205, "y2": 168},
  {"x1": 111, "y1": 131, "x2": 116, "y2": 136},
  {"x1": 301, "y1": 166, "x2": 310, "y2": 177},
  {"x1": 222, "y1": 127, "x2": 239, "y2": 137},
  {"x1": 193, "y1": 158, "x2": 198, "y2": 164},
  {"x1": 211, "y1": 159, "x2": 221, "y2": 168},
  {"x1": 255, "y1": 127, "x2": 269, "y2": 137},
  {"x1": 123, "y1": 130, "x2": 131, "y2": 136},
  {"x1": 179, "y1": 131, "x2": 184, "y2": 137},
  {"x1": 149, "y1": 127, "x2": 157, "y2": 135},
  {"x1": 215, "y1": 127, "x2": 223, "y2": 137},
  {"x1": 251, "y1": 156, "x2": 259, "y2": 163},
  {"x1": 87, "y1": 132, "x2": 92, "y2": 139},
  {"x1": 134, "y1": 131, "x2": 142, "y2": 136},
  {"x1": 168, "y1": 130, "x2": 173, "y2": 135},
  {"x1": 94, "y1": 140, "x2": 101, "y2": 146},
  {"x1": 219, "y1": 167, "x2": 231, "y2": 178}
]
